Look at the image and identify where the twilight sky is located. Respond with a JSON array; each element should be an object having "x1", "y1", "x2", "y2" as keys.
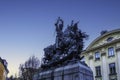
[{"x1": 0, "y1": 0, "x2": 120, "y2": 77}]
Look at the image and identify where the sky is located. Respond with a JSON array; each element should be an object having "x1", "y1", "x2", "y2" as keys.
[{"x1": 0, "y1": 0, "x2": 120, "y2": 77}]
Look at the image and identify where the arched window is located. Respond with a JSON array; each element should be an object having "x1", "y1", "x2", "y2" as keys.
[{"x1": 106, "y1": 37, "x2": 113, "y2": 42}]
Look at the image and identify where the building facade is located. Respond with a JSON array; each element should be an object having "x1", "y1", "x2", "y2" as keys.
[
  {"x1": 0, "y1": 57, "x2": 9, "y2": 80},
  {"x1": 82, "y1": 29, "x2": 120, "y2": 80}
]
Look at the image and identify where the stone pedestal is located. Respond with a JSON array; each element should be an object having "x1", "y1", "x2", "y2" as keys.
[{"x1": 33, "y1": 61, "x2": 93, "y2": 80}]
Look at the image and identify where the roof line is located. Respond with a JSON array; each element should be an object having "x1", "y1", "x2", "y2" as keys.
[{"x1": 86, "y1": 28, "x2": 120, "y2": 50}]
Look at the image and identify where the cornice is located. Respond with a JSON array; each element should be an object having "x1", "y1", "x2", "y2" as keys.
[
  {"x1": 86, "y1": 29, "x2": 120, "y2": 51},
  {"x1": 83, "y1": 38, "x2": 120, "y2": 53}
]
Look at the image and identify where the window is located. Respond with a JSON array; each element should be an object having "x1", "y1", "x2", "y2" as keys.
[
  {"x1": 75, "y1": 75, "x2": 79, "y2": 80},
  {"x1": 107, "y1": 37, "x2": 113, "y2": 42},
  {"x1": 95, "y1": 66, "x2": 101, "y2": 76},
  {"x1": 95, "y1": 52, "x2": 100, "y2": 60},
  {"x1": 109, "y1": 63, "x2": 116, "y2": 74},
  {"x1": 108, "y1": 47, "x2": 114, "y2": 57}
]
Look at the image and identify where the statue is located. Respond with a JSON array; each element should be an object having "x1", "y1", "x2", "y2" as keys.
[
  {"x1": 55, "y1": 17, "x2": 64, "y2": 35},
  {"x1": 42, "y1": 45, "x2": 55, "y2": 64},
  {"x1": 54, "y1": 17, "x2": 64, "y2": 49},
  {"x1": 41, "y1": 18, "x2": 88, "y2": 70}
]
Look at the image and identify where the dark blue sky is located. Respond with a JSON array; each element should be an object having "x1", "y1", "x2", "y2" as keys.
[{"x1": 0, "y1": 0, "x2": 120, "y2": 76}]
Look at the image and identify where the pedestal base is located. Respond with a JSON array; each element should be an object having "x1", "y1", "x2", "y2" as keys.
[{"x1": 33, "y1": 61, "x2": 93, "y2": 80}]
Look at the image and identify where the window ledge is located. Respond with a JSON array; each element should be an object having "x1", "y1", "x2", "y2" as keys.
[
  {"x1": 108, "y1": 55, "x2": 115, "y2": 58},
  {"x1": 95, "y1": 75, "x2": 102, "y2": 78},
  {"x1": 95, "y1": 58, "x2": 100, "y2": 61},
  {"x1": 109, "y1": 73, "x2": 117, "y2": 76}
]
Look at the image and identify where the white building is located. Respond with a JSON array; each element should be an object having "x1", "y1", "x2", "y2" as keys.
[{"x1": 82, "y1": 29, "x2": 120, "y2": 80}]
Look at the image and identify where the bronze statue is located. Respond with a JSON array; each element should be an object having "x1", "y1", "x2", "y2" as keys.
[{"x1": 41, "y1": 18, "x2": 88, "y2": 69}]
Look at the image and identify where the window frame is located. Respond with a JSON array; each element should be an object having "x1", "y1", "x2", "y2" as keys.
[
  {"x1": 108, "y1": 47, "x2": 114, "y2": 57},
  {"x1": 95, "y1": 66, "x2": 101, "y2": 77},
  {"x1": 109, "y1": 63, "x2": 116, "y2": 75},
  {"x1": 95, "y1": 51, "x2": 100, "y2": 60},
  {"x1": 106, "y1": 37, "x2": 113, "y2": 42}
]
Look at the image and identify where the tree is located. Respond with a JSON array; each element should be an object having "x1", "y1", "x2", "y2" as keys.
[
  {"x1": 7, "y1": 75, "x2": 17, "y2": 80},
  {"x1": 8, "y1": 75, "x2": 14, "y2": 80},
  {"x1": 19, "y1": 55, "x2": 40, "y2": 80}
]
